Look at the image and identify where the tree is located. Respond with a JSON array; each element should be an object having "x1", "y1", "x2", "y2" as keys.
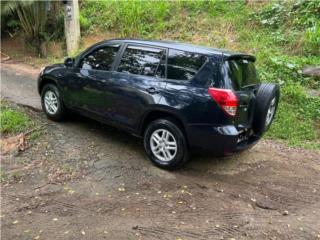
[{"x1": 1, "y1": 1, "x2": 48, "y2": 57}]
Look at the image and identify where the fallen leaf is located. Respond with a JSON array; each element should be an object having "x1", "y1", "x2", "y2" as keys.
[
  {"x1": 0, "y1": 133, "x2": 26, "y2": 154},
  {"x1": 68, "y1": 190, "x2": 75, "y2": 194}
]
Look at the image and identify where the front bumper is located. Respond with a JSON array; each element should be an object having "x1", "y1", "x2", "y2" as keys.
[{"x1": 186, "y1": 124, "x2": 260, "y2": 155}]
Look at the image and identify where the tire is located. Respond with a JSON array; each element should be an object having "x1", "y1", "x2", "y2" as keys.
[
  {"x1": 143, "y1": 118, "x2": 189, "y2": 170},
  {"x1": 41, "y1": 84, "x2": 67, "y2": 121},
  {"x1": 252, "y1": 83, "x2": 280, "y2": 136}
]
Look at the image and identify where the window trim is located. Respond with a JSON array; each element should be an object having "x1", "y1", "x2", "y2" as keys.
[
  {"x1": 75, "y1": 43, "x2": 122, "y2": 71},
  {"x1": 75, "y1": 41, "x2": 209, "y2": 82},
  {"x1": 114, "y1": 43, "x2": 168, "y2": 79}
]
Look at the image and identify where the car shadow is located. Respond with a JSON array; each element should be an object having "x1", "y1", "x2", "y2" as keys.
[{"x1": 58, "y1": 113, "x2": 249, "y2": 173}]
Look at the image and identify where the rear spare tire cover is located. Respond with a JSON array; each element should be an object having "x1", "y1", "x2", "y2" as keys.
[{"x1": 252, "y1": 83, "x2": 280, "y2": 136}]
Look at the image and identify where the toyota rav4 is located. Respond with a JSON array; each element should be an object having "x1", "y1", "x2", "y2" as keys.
[{"x1": 38, "y1": 39, "x2": 280, "y2": 170}]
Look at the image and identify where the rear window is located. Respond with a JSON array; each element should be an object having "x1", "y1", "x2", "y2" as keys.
[
  {"x1": 167, "y1": 49, "x2": 207, "y2": 81},
  {"x1": 224, "y1": 59, "x2": 259, "y2": 90}
]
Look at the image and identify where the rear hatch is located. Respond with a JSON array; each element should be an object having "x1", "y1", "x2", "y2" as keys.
[{"x1": 222, "y1": 56, "x2": 260, "y2": 130}]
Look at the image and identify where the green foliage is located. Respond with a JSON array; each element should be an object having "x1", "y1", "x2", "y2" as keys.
[
  {"x1": 80, "y1": 0, "x2": 246, "y2": 37},
  {"x1": 0, "y1": 103, "x2": 32, "y2": 134},
  {"x1": 251, "y1": 0, "x2": 320, "y2": 55},
  {"x1": 79, "y1": 13, "x2": 90, "y2": 33},
  {"x1": 251, "y1": 0, "x2": 319, "y2": 29},
  {"x1": 80, "y1": 0, "x2": 172, "y2": 36},
  {"x1": 267, "y1": 102, "x2": 319, "y2": 149},
  {"x1": 47, "y1": 10, "x2": 65, "y2": 41},
  {"x1": 258, "y1": 55, "x2": 320, "y2": 88},
  {"x1": 1, "y1": 1, "x2": 65, "y2": 56},
  {"x1": 1, "y1": 1, "x2": 48, "y2": 57},
  {"x1": 303, "y1": 22, "x2": 320, "y2": 55}
]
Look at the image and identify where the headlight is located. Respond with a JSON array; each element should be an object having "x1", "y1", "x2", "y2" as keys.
[{"x1": 39, "y1": 67, "x2": 45, "y2": 76}]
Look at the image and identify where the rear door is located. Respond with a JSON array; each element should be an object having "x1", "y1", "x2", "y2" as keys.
[
  {"x1": 111, "y1": 44, "x2": 167, "y2": 129},
  {"x1": 222, "y1": 58, "x2": 260, "y2": 128},
  {"x1": 161, "y1": 49, "x2": 208, "y2": 116}
]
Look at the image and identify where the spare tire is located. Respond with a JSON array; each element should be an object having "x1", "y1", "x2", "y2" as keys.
[{"x1": 252, "y1": 83, "x2": 280, "y2": 136}]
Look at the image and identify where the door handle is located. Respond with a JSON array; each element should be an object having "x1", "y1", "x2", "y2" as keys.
[{"x1": 146, "y1": 87, "x2": 159, "y2": 94}]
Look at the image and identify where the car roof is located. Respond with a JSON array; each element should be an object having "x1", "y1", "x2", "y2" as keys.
[{"x1": 99, "y1": 38, "x2": 255, "y2": 60}]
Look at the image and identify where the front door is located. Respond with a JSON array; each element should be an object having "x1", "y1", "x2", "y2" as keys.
[{"x1": 62, "y1": 43, "x2": 121, "y2": 116}]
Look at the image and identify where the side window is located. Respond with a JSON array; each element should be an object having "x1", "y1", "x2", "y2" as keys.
[
  {"x1": 117, "y1": 45, "x2": 165, "y2": 78},
  {"x1": 167, "y1": 49, "x2": 207, "y2": 81},
  {"x1": 81, "y1": 45, "x2": 119, "y2": 71}
]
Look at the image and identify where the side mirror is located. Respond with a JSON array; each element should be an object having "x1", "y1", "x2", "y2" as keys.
[{"x1": 64, "y1": 57, "x2": 74, "y2": 67}]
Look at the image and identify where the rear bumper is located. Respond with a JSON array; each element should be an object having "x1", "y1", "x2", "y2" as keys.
[{"x1": 186, "y1": 124, "x2": 260, "y2": 155}]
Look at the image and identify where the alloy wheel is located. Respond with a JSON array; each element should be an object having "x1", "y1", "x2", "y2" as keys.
[
  {"x1": 150, "y1": 129, "x2": 177, "y2": 162},
  {"x1": 44, "y1": 90, "x2": 58, "y2": 115}
]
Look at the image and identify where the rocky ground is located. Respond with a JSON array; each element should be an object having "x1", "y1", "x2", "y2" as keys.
[{"x1": 1, "y1": 63, "x2": 320, "y2": 240}]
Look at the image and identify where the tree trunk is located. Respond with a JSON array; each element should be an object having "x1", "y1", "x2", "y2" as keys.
[{"x1": 39, "y1": 41, "x2": 47, "y2": 58}]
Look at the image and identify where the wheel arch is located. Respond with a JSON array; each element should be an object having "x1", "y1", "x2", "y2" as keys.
[
  {"x1": 38, "y1": 75, "x2": 59, "y2": 95},
  {"x1": 139, "y1": 109, "x2": 188, "y2": 142}
]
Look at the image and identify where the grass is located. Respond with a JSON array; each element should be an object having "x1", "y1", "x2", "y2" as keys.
[
  {"x1": 0, "y1": 101, "x2": 33, "y2": 135},
  {"x1": 267, "y1": 102, "x2": 319, "y2": 149}
]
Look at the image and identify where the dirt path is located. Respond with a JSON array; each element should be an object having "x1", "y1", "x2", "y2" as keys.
[
  {"x1": 1, "y1": 62, "x2": 41, "y2": 109},
  {"x1": 1, "y1": 64, "x2": 320, "y2": 240}
]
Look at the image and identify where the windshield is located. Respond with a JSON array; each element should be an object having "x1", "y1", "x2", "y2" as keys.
[{"x1": 223, "y1": 59, "x2": 259, "y2": 90}]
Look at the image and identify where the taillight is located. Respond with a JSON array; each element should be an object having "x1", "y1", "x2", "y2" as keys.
[{"x1": 208, "y1": 87, "x2": 238, "y2": 117}]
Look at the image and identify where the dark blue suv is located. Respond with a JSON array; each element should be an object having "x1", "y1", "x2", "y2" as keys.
[{"x1": 38, "y1": 39, "x2": 279, "y2": 169}]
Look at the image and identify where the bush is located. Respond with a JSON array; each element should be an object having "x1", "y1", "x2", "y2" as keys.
[{"x1": 303, "y1": 22, "x2": 320, "y2": 55}]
